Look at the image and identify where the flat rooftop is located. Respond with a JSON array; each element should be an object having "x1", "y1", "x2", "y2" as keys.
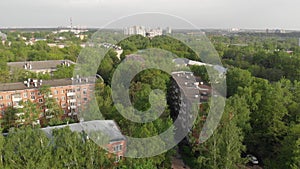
[
  {"x1": 7, "y1": 60, "x2": 75, "y2": 71},
  {"x1": 41, "y1": 120, "x2": 125, "y2": 143},
  {"x1": 171, "y1": 71, "x2": 200, "y2": 103},
  {"x1": 0, "y1": 77, "x2": 95, "y2": 92}
]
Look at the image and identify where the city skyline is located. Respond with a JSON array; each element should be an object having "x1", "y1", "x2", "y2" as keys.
[{"x1": 1, "y1": 0, "x2": 300, "y2": 30}]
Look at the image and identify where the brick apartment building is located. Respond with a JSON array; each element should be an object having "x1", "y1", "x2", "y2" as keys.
[
  {"x1": 1, "y1": 78, "x2": 128, "y2": 159},
  {"x1": 0, "y1": 77, "x2": 95, "y2": 123},
  {"x1": 41, "y1": 120, "x2": 126, "y2": 161}
]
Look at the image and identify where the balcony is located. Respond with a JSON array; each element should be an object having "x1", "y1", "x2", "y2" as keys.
[
  {"x1": 32, "y1": 120, "x2": 40, "y2": 125},
  {"x1": 46, "y1": 115, "x2": 54, "y2": 119},
  {"x1": 16, "y1": 112, "x2": 25, "y2": 117},
  {"x1": 67, "y1": 92, "x2": 76, "y2": 97},
  {"x1": 68, "y1": 105, "x2": 77, "y2": 110},
  {"x1": 13, "y1": 105, "x2": 24, "y2": 109},
  {"x1": 12, "y1": 97, "x2": 22, "y2": 102},
  {"x1": 68, "y1": 99, "x2": 76, "y2": 103},
  {"x1": 16, "y1": 119, "x2": 25, "y2": 123}
]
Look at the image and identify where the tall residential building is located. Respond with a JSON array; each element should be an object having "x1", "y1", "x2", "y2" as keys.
[
  {"x1": 124, "y1": 26, "x2": 146, "y2": 36},
  {"x1": 124, "y1": 26, "x2": 166, "y2": 37},
  {"x1": 166, "y1": 27, "x2": 172, "y2": 34}
]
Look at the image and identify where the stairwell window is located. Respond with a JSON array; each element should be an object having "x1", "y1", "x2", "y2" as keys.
[{"x1": 113, "y1": 144, "x2": 122, "y2": 152}]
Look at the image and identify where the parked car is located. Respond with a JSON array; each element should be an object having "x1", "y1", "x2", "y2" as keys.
[{"x1": 247, "y1": 154, "x2": 259, "y2": 165}]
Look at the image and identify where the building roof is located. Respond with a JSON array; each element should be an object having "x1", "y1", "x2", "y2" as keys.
[
  {"x1": 173, "y1": 58, "x2": 189, "y2": 66},
  {"x1": 7, "y1": 60, "x2": 75, "y2": 71},
  {"x1": 0, "y1": 32, "x2": 7, "y2": 41},
  {"x1": 0, "y1": 77, "x2": 95, "y2": 92},
  {"x1": 41, "y1": 120, "x2": 125, "y2": 143},
  {"x1": 171, "y1": 71, "x2": 200, "y2": 102}
]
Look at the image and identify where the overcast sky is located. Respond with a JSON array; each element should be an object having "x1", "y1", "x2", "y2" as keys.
[{"x1": 1, "y1": 0, "x2": 300, "y2": 30}]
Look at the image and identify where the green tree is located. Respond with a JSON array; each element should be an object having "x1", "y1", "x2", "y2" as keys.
[
  {"x1": 3, "y1": 127, "x2": 52, "y2": 169},
  {"x1": 20, "y1": 100, "x2": 41, "y2": 127},
  {"x1": 2, "y1": 107, "x2": 18, "y2": 130}
]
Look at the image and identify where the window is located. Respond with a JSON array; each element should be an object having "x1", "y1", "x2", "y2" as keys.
[
  {"x1": 0, "y1": 96, "x2": 3, "y2": 100},
  {"x1": 38, "y1": 92, "x2": 41, "y2": 96},
  {"x1": 113, "y1": 144, "x2": 122, "y2": 152},
  {"x1": 77, "y1": 88, "x2": 80, "y2": 92},
  {"x1": 61, "y1": 96, "x2": 65, "y2": 101},
  {"x1": 61, "y1": 103, "x2": 66, "y2": 108},
  {"x1": 0, "y1": 104, "x2": 4, "y2": 108},
  {"x1": 61, "y1": 90, "x2": 65, "y2": 94},
  {"x1": 55, "y1": 97, "x2": 59, "y2": 101},
  {"x1": 68, "y1": 89, "x2": 75, "y2": 93},
  {"x1": 38, "y1": 98, "x2": 43, "y2": 103},
  {"x1": 31, "y1": 96, "x2": 35, "y2": 100},
  {"x1": 83, "y1": 88, "x2": 87, "y2": 95},
  {"x1": 23, "y1": 93, "x2": 27, "y2": 98},
  {"x1": 6, "y1": 95, "x2": 10, "y2": 100},
  {"x1": 54, "y1": 90, "x2": 58, "y2": 95},
  {"x1": 83, "y1": 98, "x2": 88, "y2": 101},
  {"x1": 7, "y1": 102, "x2": 11, "y2": 106},
  {"x1": 31, "y1": 92, "x2": 35, "y2": 95}
]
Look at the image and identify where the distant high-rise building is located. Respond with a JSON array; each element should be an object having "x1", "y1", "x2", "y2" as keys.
[
  {"x1": 123, "y1": 26, "x2": 146, "y2": 36},
  {"x1": 298, "y1": 38, "x2": 300, "y2": 47},
  {"x1": 166, "y1": 27, "x2": 172, "y2": 34}
]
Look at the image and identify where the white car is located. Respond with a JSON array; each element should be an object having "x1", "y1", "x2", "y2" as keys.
[{"x1": 247, "y1": 154, "x2": 259, "y2": 165}]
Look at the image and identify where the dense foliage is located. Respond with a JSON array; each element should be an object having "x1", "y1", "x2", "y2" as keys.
[{"x1": 0, "y1": 30, "x2": 299, "y2": 168}]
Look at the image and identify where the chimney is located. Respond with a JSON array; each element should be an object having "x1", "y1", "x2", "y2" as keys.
[
  {"x1": 24, "y1": 81, "x2": 28, "y2": 87},
  {"x1": 33, "y1": 79, "x2": 38, "y2": 87}
]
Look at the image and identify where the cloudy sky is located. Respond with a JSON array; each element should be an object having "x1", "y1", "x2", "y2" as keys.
[{"x1": 1, "y1": 0, "x2": 300, "y2": 30}]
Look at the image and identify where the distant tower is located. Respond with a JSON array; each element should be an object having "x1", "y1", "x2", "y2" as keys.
[
  {"x1": 299, "y1": 38, "x2": 300, "y2": 47},
  {"x1": 167, "y1": 27, "x2": 172, "y2": 34},
  {"x1": 70, "y1": 17, "x2": 73, "y2": 30}
]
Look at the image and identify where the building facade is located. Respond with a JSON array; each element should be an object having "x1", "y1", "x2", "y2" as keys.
[{"x1": 0, "y1": 77, "x2": 95, "y2": 124}]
